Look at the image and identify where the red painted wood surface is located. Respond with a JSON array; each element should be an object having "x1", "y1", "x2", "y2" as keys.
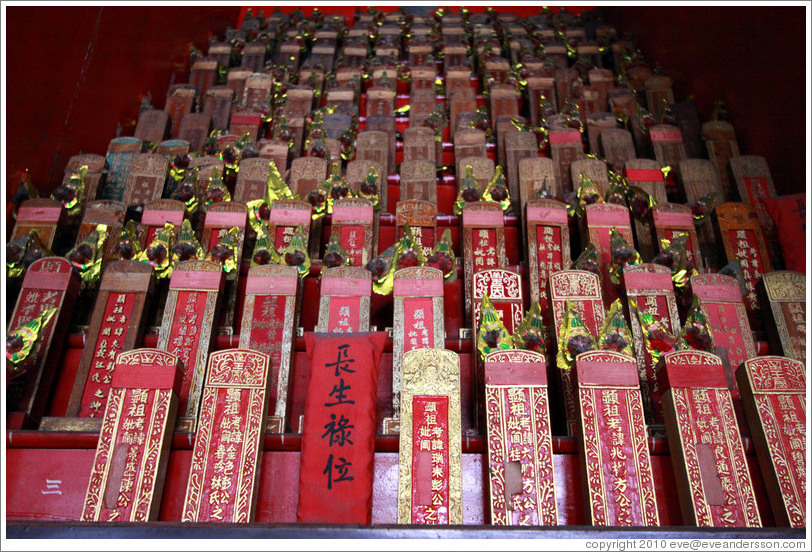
[{"x1": 6, "y1": 442, "x2": 775, "y2": 526}]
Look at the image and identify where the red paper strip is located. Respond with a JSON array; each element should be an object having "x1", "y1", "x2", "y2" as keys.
[
  {"x1": 626, "y1": 168, "x2": 664, "y2": 182},
  {"x1": 650, "y1": 128, "x2": 682, "y2": 142},
  {"x1": 549, "y1": 130, "x2": 582, "y2": 144},
  {"x1": 526, "y1": 206, "x2": 568, "y2": 224},
  {"x1": 410, "y1": 395, "x2": 451, "y2": 524},
  {"x1": 462, "y1": 210, "x2": 504, "y2": 227},
  {"x1": 326, "y1": 296, "x2": 362, "y2": 333},
  {"x1": 339, "y1": 225, "x2": 366, "y2": 267},
  {"x1": 79, "y1": 292, "x2": 137, "y2": 417},
  {"x1": 298, "y1": 332, "x2": 386, "y2": 525},
  {"x1": 165, "y1": 290, "x2": 208, "y2": 416},
  {"x1": 394, "y1": 278, "x2": 444, "y2": 297},
  {"x1": 403, "y1": 298, "x2": 434, "y2": 353},
  {"x1": 16, "y1": 206, "x2": 63, "y2": 222}
]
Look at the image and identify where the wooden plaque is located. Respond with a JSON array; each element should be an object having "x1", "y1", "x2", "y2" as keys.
[
  {"x1": 554, "y1": 68, "x2": 579, "y2": 109},
  {"x1": 134, "y1": 109, "x2": 169, "y2": 144},
  {"x1": 11, "y1": 198, "x2": 65, "y2": 249},
  {"x1": 571, "y1": 157, "x2": 610, "y2": 198},
  {"x1": 190, "y1": 58, "x2": 218, "y2": 98},
  {"x1": 485, "y1": 350, "x2": 558, "y2": 526},
  {"x1": 157, "y1": 260, "x2": 224, "y2": 432},
  {"x1": 399, "y1": 159, "x2": 437, "y2": 204},
  {"x1": 397, "y1": 348, "x2": 463, "y2": 524},
  {"x1": 600, "y1": 128, "x2": 636, "y2": 173},
  {"x1": 585, "y1": 203, "x2": 634, "y2": 304},
  {"x1": 588, "y1": 68, "x2": 615, "y2": 111},
  {"x1": 365, "y1": 114, "x2": 397, "y2": 175},
  {"x1": 462, "y1": 203, "x2": 508, "y2": 319},
  {"x1": 585, "y1": 112, "x2": 618, "y2": 158},
  {"x1": 403, "y1": 126, "x2": 437, "y2": 166},
  {"x1": 759, "y1": 271, "x2": 806, "y2": 364},
  {"x1": 504, "y1": 132, "x2": 538, "y2": 214},
  {"x1": 576, "y1": 350, "x2": 660, "y2": 527},
  {"x1": 203, "y1": 86, "x2": 235, "y2": 131},
  {"x1": 626, "y1": 159, "x2": 668, "y2": 261},
  {"x1": 448, "y1": 89, "x2": 476, "y2": 138},
  {"x1": 227, "y1": 67, "x2": 252, "y2": 101},
  {"x1": 42, "y1": 260, "x2": 154, "y2": 431},
  {"x1": 6, "y1": 258, "x2": 81, "y2": 429},
  {"x1": 622, "y1": 263, "x2": 682, "y2": 427},
  {"x1": 651, "y1": 203, "x2": 704, "y2": 272},
  {"x1": 285, "y1": 87, "x2": 314, "y2": 117},
  {"x1": 702, "y1": 121, "x2": 739, "y2": 202},
  {"x1": 178, "y1": 112, "x2": 212, "y2": 153},
  {"x1": 728, "y1": 155, "x2": 778, "y2": 245},
  {"x1": 326, "y1": 87, "x2": 356, "y2": 115},
  {"x1": 526, "y1": 198, "x2": 571, "y2": 321},
  {"x1": 103, "y1": 137, "x2": 143, "y2": 201},
  {"x1": 737, "y1": 356, "x2": 806, "y2": 528},
  {"x1": 288, "y1": 156, "x2": 328, "y2": 197},
  {"x1": 268, "y1": 199, "x2": 312, "y2": 253},
  {"x1": 453, "y1": 128, "x2": 487, "y2": 179},
  {"x1": 155, "y1": 139, "x2": 190, "y2": 157},
  {"x1": 330, "y1": 198, "x2": 375, "y2": 267},
  {"x1": 356, "y1": 130, "x2": 391, "y2": 177},
  {"x1": 181, "y1": 348, "x2": 270, "y2": 522},
  {"x1": 490, "y1": 84, "x2": 520, "y2": 131},
  {"x1": 385, "y1": 267, "x2": 446, "y2": 434},
  {"x1": 62, "y1": 153, "x2": 106, "y2": 205},
  {"x1": 346, "y1": 159, "x2": 386, "y2": 210},
  {"x1": 122, "y1": 153, "x2": 169, "y2": 209},
  {"x1": 549, "y1": 269, "x2": 606, "y2": 435},
  {"x1": 689, "y1": 274, "x2": 757, "y2": 393},
  {"x1": 366, "y1": 86, "x2": 396, "y2": 119},
  {"x1": 457, "y1": 156, "x2": 495, "y2": 192},
  {"x1": 76, "y1": 200, "x2": 126, "y2": 268},
  {"x1": 164, "y1": 84, "x2": 197, "y2": 138},
  {"x1": 396, "y1": 200, "x2": 438, "y2": 258},
  {"x1": 519, "y1": 157, "x2": 558, "y2": 214},
  {"x1": 650, "y1": 124, "x2": 686, "y2": 169},
  {"x1": 229, "y1": 110, "x2": 262, "y2": 142},
  {"x1": 257, "y1": 139, "x2": 289, "y2": 175},
  {"x1": 201, "y1": 202, "x2": 248, "y2": 333},
  {"x1": 242, "y1": 42, "x2": 269, "y2": 73},
  {"x1": 644, "y1": 76, "x2": 674, "y2": 121},
  {"x1": 549, "y1": 129, "x2": 583, "y2": 194},
  {"x1": 526, "y1": 75, "x2": 556, "y2": 127},
  {"x1": 409, "y1": 64, "x2": 436, "y2": 95},
  {"x1": 207, "y1": 40, "x2": 232, "y2": 66},
  {"x1": 678, "y1": 158, "x2": 721, "y2": 249},
  {"x1": 140, "y1": 199, "x2": 185, "y2": 247},
  {"x1": 713, "y1": 202, "x2": 772, "y2": 311},
  {"x1": 81, "y1": 349, "x2": 182, "y2": 522},
  {"x1": 234, "y1": 157, "x2": 271, "y2": 204},
  {"x1": 316, "y1": 266, "x2": 372, "y2": 333},
  {"x1": 243, "y1": 72, "x2": 273, "y2": 112},
  {"x1": 239, "y1": 265, "x2": 299, "y2": 434},
  {"x1": 658, "y1": 350, "x2": 761, "y2": 527}
]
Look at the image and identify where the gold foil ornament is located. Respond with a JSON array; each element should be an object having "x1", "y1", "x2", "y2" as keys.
[
  {"x1": 279, "y1": 225, "x2": 311, "y2": 279},
  {"x1": 113, "y1": 219, "x2": 143, "y2": 261},
  {"x1": 570, "y1": 243, "x2": 601, "y2": 278},
  {"x1": 609, "y1": 227, "x2": 642, "y2": 285},
  {"x1": 137, "y1": 222, "x2": 174, "y2": 278},
  {"x1": 171, "y1": 218, "x2": 205, "y2": 265},
  {"x1": 6, "y1": 307, "x2": 59, "y2": 379},
  {"x1": 66, "y1": 224, "x2": 108, "y2": 283},
  {"x1": 597, "y1": 299, "x2": 635, "y2": 358},
  {"x1": 476, "y1": 294, "x2": 514, "y2": 359},
  {"x1": 482, "y1": 165, "x2": 511, "y2": 211},
  {"x1": 677, "y1": 295, "x2": 715, "y2": 353},
  {"x1": 454, "y1": 164, "x2": 482, "y2": 215},
  {"x1": 202, "y1": 167, "x2": 232, "y2": 210},
  {"x1": 205, "y1": 226, "x2": 240, "y2": 280},
  {"x1": 51, "y1": 165, "x2": 87, "y2": 217},
  {"x1": 172, "y1": 167, "x2": 199, "y2": 216},
  {"x1": 322, "y1": 233, "x2": 351, "y2": 269},
  {"x1": 629, "y1": 298, "x2": 677, "y2": 365},
  {"x1": 575, "y1": 172, "x2": 604, "y2": 217},
  {"x1": 7, "y1": 230, "x2": 52, "y2": 278},
  {"x1": 556, "y1": 299, "x2": 597, "y2": 371},
  {"x1": 249, "y1": 221, "x2": 279, "y2": 267},
  {"x1": 512, "y1": 302, "x2": 547, "y2": 354},
  {"x1": 424, "y1": 228, "x2": 457, "y2": 284}
]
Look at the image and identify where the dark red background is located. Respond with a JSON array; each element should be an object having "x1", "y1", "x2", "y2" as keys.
[{"x1": 5, "y1": 5, "x2": 806, "y2": 234}]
